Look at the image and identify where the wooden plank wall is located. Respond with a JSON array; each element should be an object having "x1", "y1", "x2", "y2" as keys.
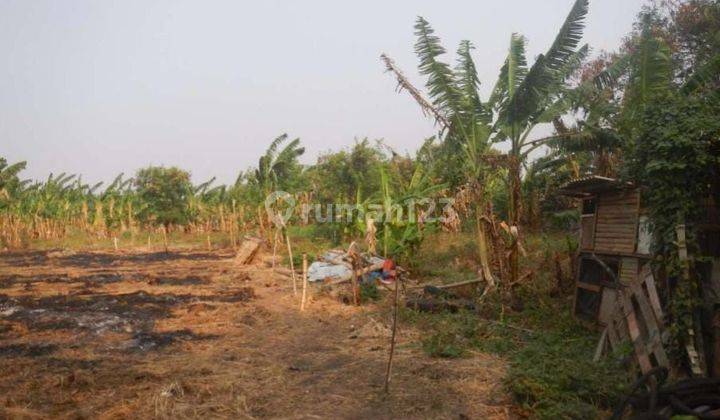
[
  {"x1": 580, "y1": 215, "x2": 595, "y2": 250},
  {"x1": 620, "y1": 257, "x2": 639, "y2": 286},
  {"x1": 594, "y1": 190, "x2": 640, "y2": 254}
]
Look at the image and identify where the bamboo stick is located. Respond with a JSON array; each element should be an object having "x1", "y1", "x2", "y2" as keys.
[
  {"x1": 301, "y1": 253, "x2": 308, "y2": 311},
  {"x1": 352, "y1": 258, "x2": 360, "y2": 306},
  {"x1": 285, "y1": 229, "x2": 297, "y2": 296},
  {"x1": 162, "y1": 226, "x2": 168, "y2": 253},
  {"x1": 272, "y1": 229, "x2": 278, "y2": 272},
  {"x1": 384, "y1": 275, "x2": 400, "y2": 394}
]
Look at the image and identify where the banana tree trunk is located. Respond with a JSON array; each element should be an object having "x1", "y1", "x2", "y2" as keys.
[
  {"x1": 508, "y1": 155, "x2": 521, "y2": 286},
  {"x1": 475, "y1": 207, "x2": 495, "y2": 288}
]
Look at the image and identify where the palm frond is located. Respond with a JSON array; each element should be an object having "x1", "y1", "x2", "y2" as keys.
[
  {"x1": 275, "y1": 138, "x2": 305, "y2": 167},
  {"x1": 630, "y1": 30, "x2": 672, "y2": 105},
  {"x1": 265, "y1": 133, "x2": 289, "y2": 162},
  {"x1": 414, "y1": 17, "x2": 461, "y2": 112},
  {"x1": 194, "y1": 177, "x2": 216, "y2": 194},
  {"x1": 546, "y1": 128, "x2": 622, "y2": 153},
  {"x1": 681, "y1": 53, "x2": 720, "y2": 95},
  {"x1": 528, "y1": 152, "x2": 568, "y2": 174},
  {"x1": 381, "y1": 53, "x2": 450, "y2": 129},
  {"x1": 489, "y1": 34, "x2": 527, "y2": 112},
  {"x1": 455, "y1": 40, "x2": 485, "y2": 116},
  {"x1": 542, "y1": 0, "x2": 589, "y2": 74},
  {"x1": 594, "y1": 53, "x2": 632, "y2": 90},
  {"x1": 0, "y1": 161, "x2": 27, "y2": 183},
  {"x1": 503, "y1": 0, "x2": 588, "y2": 127}
]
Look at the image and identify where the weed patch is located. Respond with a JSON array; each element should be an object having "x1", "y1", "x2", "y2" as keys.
[{"x1": 403, "y1": 232, "x2": 633, "y2": 419}]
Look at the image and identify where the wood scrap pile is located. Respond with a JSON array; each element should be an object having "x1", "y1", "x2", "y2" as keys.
[
  {"x1": 595, "y1": 264, "x2": 670, "y2": 374},
  {"x1": 611, "y1": 368, "x2": 720, "y2": 418},
  {"x1": 235, "y1": 236, "x2": 264, "y2": 265},
  {"x1": 596, "y1": 224, "x2": 710, "y2": 380}
]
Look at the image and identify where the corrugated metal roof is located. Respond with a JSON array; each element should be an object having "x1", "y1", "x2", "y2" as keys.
[{"x1": 558, "y1": 175, "x2": 633, "y2": 197}]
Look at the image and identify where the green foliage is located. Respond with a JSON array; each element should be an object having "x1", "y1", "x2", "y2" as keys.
[
  {"x1": 359, "y1": 282, "x2": 380, "y2": 302},
  {"x1": 374, "y1": 164, "x2": 445, "y2": 260},
  {"x1": 403, "y1": 230, "x2": 633, "y2": 417},
  {"x1": 255, "y1": 133, "x2": 305, "y2": 194},
  {"x1": 307, "y1": 139, "x2": 385, "y2": 205},
  {"x1": 0, "y1": 157, "x2": 28, "y2": 210},
  {"x1": 407, "y1": 301, "x2": 631, "y2": 418},
  {"x1": 507, "y1": 328, "x2": 630, "y2": 419},
  {"x1": 134, "y1": 166, "x2": 193, "y2": 227},
  {"x1": 627, "y1": 91, "x2": 720, "y2": 352},
  {"x1": 422, "y1": 330, "x2": 465, "y2": 359},
  {"x1": 630, "y1": 92, "x2": 719, "y2": 251}
]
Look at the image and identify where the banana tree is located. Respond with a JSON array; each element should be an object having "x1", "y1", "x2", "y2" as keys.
[
  {"x1": 383, "y1": 0, "x2": 590, "y2": 284},
  {"x1": 255, "y1": 133, "x2": 305, "y2": 197},
  {"x1": 490, "y1": 0, "x2": 589, "y2": 229},
  {"x1": 373, "y1": 164, "x2": 445, "y2": 261}
]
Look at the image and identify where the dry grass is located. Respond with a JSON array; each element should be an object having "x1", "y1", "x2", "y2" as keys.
[{"x1": 0, "y1": 245, "x2": 511, "y2": 419}]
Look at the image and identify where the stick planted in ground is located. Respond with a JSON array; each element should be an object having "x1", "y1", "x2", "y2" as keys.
[
  {"x1": 162, "y1": 226, "x2": 169, "y2": 253},
  {"x1": 384, "y1": 275, "x2": 400, "y2": 394},
  {"x1": 272, "y1": 228, "x2": 278, "y2": 272},
  {"x1": 301, "y1": 253, "x2": 308, "y2": 311},
  {"x1": 284, "y1": 229, "x2": 297, "y2": 296}
]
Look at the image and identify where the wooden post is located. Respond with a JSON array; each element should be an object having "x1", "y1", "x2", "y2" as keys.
[
  {"x1": 301, "y1": 253, "x2": 308, "y2": 311},
  {"x1": 113, "y1": 236, "x2": 119, "y2": 251},
  {"x1": 346, "y1": 241, "x2": 361, "y2": 306},
  {"x1": 206, "y1": 233, "x2": 211, "y2": 251},
  {"x1": 162, "y1": 226, "x2": 169, "y2": 253},
  {"x1": 285, "y1": 229, "x2": 298, "y2": 296},
  {"x1": 352, "y1": 260, "x2": 360, "y2": 306},
  {"x1": 384, "y1": 275, "x2": 400, "y2": 394},
  {"x1": 475, "y1": 211, "x2": 495, "y2": 288},
  {"x1": 272, "y1": 229, "x2": 278, "y2": 272},
  {"x1": 231, "y1": 199, "x2": 238, "y2": 250},
  {"x1": 510, "y1": 226, "x2": 519, "y2": 289},
  {"x1": 677, "y1": 223, "x2": 707, "y2": 376}
]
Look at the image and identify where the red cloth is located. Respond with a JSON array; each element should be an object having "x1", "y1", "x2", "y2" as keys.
[{"x1": 382, "y1": 259, "x2": 396, "y2": 280}]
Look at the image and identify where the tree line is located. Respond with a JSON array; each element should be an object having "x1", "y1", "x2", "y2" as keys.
[{"x1": 1, "y1": 0, "x2": 718, "y2": 280}]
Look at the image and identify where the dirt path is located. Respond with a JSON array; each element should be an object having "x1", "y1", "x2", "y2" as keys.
[{"x1": 0, "y1": 248, "x2": 509, "y2": 419}]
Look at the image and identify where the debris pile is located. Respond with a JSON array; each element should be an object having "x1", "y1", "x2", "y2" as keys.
[
  {"x1": 307, "y1": 250, "x2": 386, "y2": 284},
  {"x1": 613, "y1": 368, "x2": 720, "y2": 418}
]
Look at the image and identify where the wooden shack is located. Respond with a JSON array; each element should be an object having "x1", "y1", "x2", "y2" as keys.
[
  {"x1": 560, "y1": 175, "x2": 720, "y2": 375},
  {"x1": 559, "y1": 176, "x2": 653, "y2": 326}
]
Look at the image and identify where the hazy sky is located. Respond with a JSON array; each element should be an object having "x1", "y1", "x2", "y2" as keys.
[{"x1": 1, "y1": 0, "x2": 645, "y2": 185}]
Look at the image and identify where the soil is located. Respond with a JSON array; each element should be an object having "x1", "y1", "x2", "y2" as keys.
[{"x1": 0, "y1": 247, "x2": 510, "y2": 419}]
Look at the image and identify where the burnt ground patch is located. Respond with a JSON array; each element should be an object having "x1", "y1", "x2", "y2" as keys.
[
  {"x1": 0, "y1": 249, "x2": 52, "y2": 266},
  {"x1": 0, "y1": 343, "x2": 58, "y2": 357},
  {"x1": 42, "y1": 357, "x2": 103, "y2": 370},
  {"x1": 0, "y1": 272, "x2": 126, "y2": 288},
  {"x1": 128, "y1": 329, "x2": 219, "y2": 352},
  {"x1": 147, "y1": 275, "x2": 208, "y2": 286},
  {"x1": 55, "y1": 251, "x2": 229, "y2": 268},
  {"x1": 0, "y1": 291, "x2": 195, "y2": 334},
  {"x1": 0, "y1": 287, "x2": 255, "y2": 336}
]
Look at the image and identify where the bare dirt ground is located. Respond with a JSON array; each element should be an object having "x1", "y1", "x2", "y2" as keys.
[{"x1": 0, "y1": 247, "x2": 510, "y2": 419}]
